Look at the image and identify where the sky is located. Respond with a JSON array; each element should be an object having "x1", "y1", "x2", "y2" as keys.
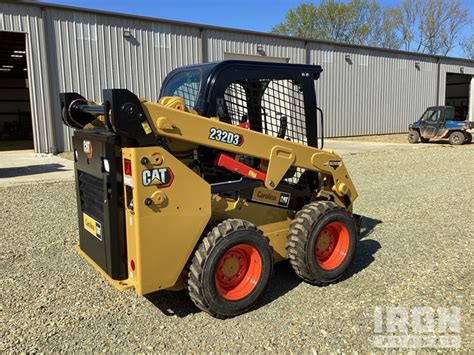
[{"x1": 43, "y1": 0, "x2": 474, "y2": 57}]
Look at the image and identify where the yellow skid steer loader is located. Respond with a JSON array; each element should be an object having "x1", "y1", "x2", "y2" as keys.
[{"x1": 60, "y1": 60, "x2": 359, "y2": 318}]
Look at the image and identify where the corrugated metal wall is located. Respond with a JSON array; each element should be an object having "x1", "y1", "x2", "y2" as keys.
[
  {"x1": 49, "y1": 8, "x2": 202, "y2": 151},
  {"x1": 309, "y1": 43, "x2": 440, "y2": 136},
  {"x1": 1, "y1": 1, "x2": 473, "y2": 152},
  {"x1": 206, "y1": 29, "x2": 306, "y2": 64}
]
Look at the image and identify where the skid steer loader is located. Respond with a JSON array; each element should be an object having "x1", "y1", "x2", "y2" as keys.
[{"x1": 60, "y1": 60, "x2": 360, "y2": 318}]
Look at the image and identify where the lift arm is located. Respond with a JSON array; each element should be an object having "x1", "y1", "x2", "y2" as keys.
[
  {"x1": 61, "y1": 90, "x2": 358, "y2": 208},
  {"x1": 143, "y1": 97, "x2": 358, "y2": 207}
]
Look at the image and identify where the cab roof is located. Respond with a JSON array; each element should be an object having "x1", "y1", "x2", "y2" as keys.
[
  {"x1": 425, "y1": 106, "x2": 455, "y2": 110},
  {"x1": 164, "y1": 60, "x2": 323, "y2": 79},
  {"x1": 160, "y1": 60, "x2": 323, "y2": 100}
]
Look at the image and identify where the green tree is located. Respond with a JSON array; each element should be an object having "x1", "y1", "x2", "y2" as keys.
[
  {"x1": 460, "y1": 34, "x2": 474, "y2": 59},
  {"x1": 392, "y1": 0, "x2": 471, "y2": 55},
  {"x1": 391, "y1": 0, "x2": 418, "y2": 51},
  {"x1": 271, "y1": 0, "x2": 401, "y2": 49},
  {"x1": 272, "y1": 0, "x2": 471, "y2": 55}
]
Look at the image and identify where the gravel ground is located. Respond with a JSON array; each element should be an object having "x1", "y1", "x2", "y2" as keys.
[
  {"x1": 1, "y1": 145, "x2": 473, "y2": 352},
  {"x1": 57, "y1": 152, "x2": 74, "y2": 161},
  {"x1": 332, "y1": 133, "x2": 409, "y2": 143},
  {"x1": 333, "y1": 131, "x2": 474, "y2": 144}
]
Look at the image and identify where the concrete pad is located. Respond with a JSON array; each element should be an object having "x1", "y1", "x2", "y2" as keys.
[
  {"x1": 0, "y1": 140, "x2": 429, "y2": 187},
  {"x1": 323, "y1": 139, "x2": 419, "y2": 155},
  {"x1": 0, "y1": 150, "x2": 74, "y2": 187}
]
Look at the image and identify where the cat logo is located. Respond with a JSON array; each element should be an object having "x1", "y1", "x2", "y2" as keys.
[
  {"x1": 326, "y1": 160, "x2": 342, "y2": 170},
  {"x1": 142, "y1": 167, "x2": 174, "y2": 187}
]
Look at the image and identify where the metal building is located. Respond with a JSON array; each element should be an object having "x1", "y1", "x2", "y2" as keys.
[{"x1": 0, "y1": 0, "x2": 473, "y2": 153}]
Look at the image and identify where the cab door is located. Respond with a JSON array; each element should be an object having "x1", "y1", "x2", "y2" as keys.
[{"x1": 420, "y1": 108, "x2": 443, "y2": 138}]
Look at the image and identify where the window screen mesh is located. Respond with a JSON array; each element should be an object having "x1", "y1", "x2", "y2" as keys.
[
  {"x1": 223, "y1": 79, "x2": 307, "y2": 184},
  {"x1": 261, "y1": 80, "x2": 306, "y2": 184},
  {"x1": 224, "y1": 83, "x2": 247, "y2": 124},
  {"x1": 173, "y1": 81, "x2": 200, "y2": 108},
  {"x1": 261, "y1": 80, "x2": 307, "y2": 145}
]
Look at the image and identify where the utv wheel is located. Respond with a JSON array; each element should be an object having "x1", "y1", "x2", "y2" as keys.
[
  {"x1": 187, "y1": 219, "x2": 273, "y2": 318},
  {"x1": 449, "y1": 131, "x2": 465, "y2": 145},
  {"x1": 286, "y1": 201, "x2": 358, "y2": 285},
  {"x1": 408, "y1": 131, "x2": 420, "y2": 143},
  {"x1": 464, "y1": 132, "x2": 472, "y2": 144}
]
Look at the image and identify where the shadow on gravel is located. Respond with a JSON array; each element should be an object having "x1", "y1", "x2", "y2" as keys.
[
  {"x1": 341, "y1": 215, "x2": 382, "y2": 281},
  {"x1": 255, "y1": 260, "x2": 302, "y2": 310},
  {"x1": 257, "y1": 215, "x2": 383, "y2": 309},
  {"x1": 342, "y1": 239, "x2": 381, "y2": 281},
  {"x1": 145, "y1": 290, "x2": 199, "y2": 318},
  {"x1": 0, "y1": 163, "x2": 68, "y2": 178},
  {"x1": 419, "y1": 140, "x2": 472, "y2": 146},
  {"x1": 359, "y1": 215, "x2": 383, "y2": 240},
  {"x1": 145, "y1": 216, "x2": 383, "y2": 318}
]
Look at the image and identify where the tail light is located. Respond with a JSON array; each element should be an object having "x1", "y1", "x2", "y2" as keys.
[{"x1": 124, "y1": 159, "x2": 132, "y2": 175}]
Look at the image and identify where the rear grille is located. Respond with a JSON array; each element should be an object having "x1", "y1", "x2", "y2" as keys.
[{"x1": 78, "y1": 172, "x2": 104, "y2": 222}]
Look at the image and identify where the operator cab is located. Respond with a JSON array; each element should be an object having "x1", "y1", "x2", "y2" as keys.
[
  {"x1": 160, "y1": 60, "x2": 325, "y2": 197},
  {"x1": 160, "y1": 60, "x2": 323, "y2": 148}
]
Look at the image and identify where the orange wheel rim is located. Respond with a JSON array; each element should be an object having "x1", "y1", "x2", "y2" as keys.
[
  {"x1": 215, "y1": 244, "x2": 262, "y2": 301},
  {"x1": 315, "y1": 221, "x2": 350, "y2": 270}
]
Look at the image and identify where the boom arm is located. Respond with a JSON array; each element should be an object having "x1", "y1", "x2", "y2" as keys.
[
  {"x1": 142, "y1": 97, "x2": 358, "y2": 209},
  {"x1": 60, "y1": 90, "x2": 358, "y2": 209}
]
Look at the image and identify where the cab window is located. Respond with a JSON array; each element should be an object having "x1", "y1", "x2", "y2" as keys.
[
  {"x1": 445, "y1": 107, "x2": 455, "y2": 121},
  {"x1": 422, "y1": 109, "x2": 441, "y2": 122},
  {"x1": 161, "y1": 70, "x2": 201, "y2": 108}
]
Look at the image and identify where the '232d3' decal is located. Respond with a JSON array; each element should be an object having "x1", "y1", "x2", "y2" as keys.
[{"x1": 209, "y1": 128, "x2": 243, "y2": 146}]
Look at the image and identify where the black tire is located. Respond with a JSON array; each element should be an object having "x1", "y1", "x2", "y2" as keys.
[
  {"x1": 449, "y1": 131, "x2": 465, "y2": 145},
  {"x1": 464, "y1": 131, "x2": 472, "y2": 144},
  {"x1": 187, "y1": 219, "x2": 273, "y2": 318},
  {"x1": 420, "y1": 137, "x2": 430, "y2": 143},
  {"x1": 286, "y1": 201, "x2": 358, "y2": 285},
  {"x1": 408, "y1": 130, "x2": 420, "y2": 144}
]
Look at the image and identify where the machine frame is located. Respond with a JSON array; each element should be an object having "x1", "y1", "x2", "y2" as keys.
[{"x1": 60, "y1": 60, "x2": 360, "y2": 317}]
